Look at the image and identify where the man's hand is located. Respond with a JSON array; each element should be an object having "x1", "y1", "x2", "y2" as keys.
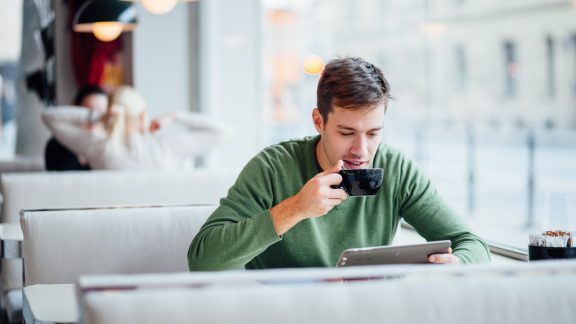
[
  {"x1": 428, "y1": 247, "x2": 460, "y2": 264},
  {"x1": 270, "y1": 160, "x2": 348, "y2": 235},
  {"x1": 291, "y1": 160, "x2": 348, "y2": 218}
]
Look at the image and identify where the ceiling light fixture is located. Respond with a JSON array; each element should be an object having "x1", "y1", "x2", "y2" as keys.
[
  {"x1": 74, "y1": 0, "x2": 138, "y2": 42},
  {"x1": 141, "y1": 0, "x2": 178, "y2": 14},
  {"x1": 303, "y1": 55, "x2": 324, "y2": 75},
  {"x1": 124, "y1": 0, "x2": 199, "y2": 15}
]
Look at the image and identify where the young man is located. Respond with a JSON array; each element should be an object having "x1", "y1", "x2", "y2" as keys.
[{"x1": 188, "y1": 57, "x2": 490, "y2": 270}]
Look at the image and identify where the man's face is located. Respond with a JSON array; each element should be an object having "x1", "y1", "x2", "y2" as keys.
[
  {"x1": 313, "y1": 104, "x2": 385, "y2": 170},
  {"x1": 81, "y1": 94, "x2": 108, "y2": 114}
]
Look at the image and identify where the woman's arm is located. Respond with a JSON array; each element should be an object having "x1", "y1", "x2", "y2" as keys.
[
  {"x1": 152, "y1": 111, "x2": 230, "y2": 157},
  {"x1": 41, "y1": 106, "x2": 105, "y2": 158},
  {"x1": 151, "y1": 111, "x2": 227, "y2": 132}
]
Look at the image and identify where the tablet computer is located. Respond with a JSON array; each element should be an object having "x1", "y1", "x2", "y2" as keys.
[{"x1": 336, "y1": 240, "x2": 452, "y2": 267}]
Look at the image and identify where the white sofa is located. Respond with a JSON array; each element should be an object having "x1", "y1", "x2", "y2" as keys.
[
  {"x1": 20, "y1": 204, "x2": 217, "y2": 324},
  {"x1": 1, "y1": 169, "x2": 236, "y2": 223},
  {"x1": 0, "y1": 156, "x2": 44, "y2": 174},
  {"x1": 0, "y1": 155, "x2": 44, "y2": 210},
  {"x1": 77, "y1": 261, "x2": 576, "y2": 324},
  {"x1": 21, "y1": 204, "x2": 217, "y2": 285}
]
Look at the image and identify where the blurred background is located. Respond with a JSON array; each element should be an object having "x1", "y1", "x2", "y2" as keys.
[{"x1": 1, "y1": 0, "x2": 575, "y2": 251}]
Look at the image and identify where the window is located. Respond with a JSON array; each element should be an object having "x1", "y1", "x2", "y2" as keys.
[
  {"x1": 546, "y1": 35, "x2": 555, "y2": 99},
  {"x1": 504, "y1": 40, "x2": 518, "y2": 98},
  {"x1": 346, "y1": 0, "x2": 357, "y2": 24},
  {"x1": 454, "y1": 45, "x2": 466, "y2": 90},
  {"x1": 572, "y1": 34, "x2": 576, "y2": 97},
  {"x1": 261, "y1": 0, "x2": 576, "y2": 252}
]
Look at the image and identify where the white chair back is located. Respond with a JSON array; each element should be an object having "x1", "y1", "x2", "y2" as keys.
[
  {"x1": 1, "y1": 170, "x2": 235, "y2": 223},
  {"x1": 21, "y1": 204, "x2": 216, "y2": 285},
  {"x1": 77, "y1": 262, "x2": 576, "y2": 324},
  {"x1": 0, "y1": 156, "x2": 44, "y2": 173}
]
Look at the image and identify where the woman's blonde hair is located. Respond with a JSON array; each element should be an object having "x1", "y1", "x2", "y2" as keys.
[{"x1": 106, "y1": 86, "x2": 147, "y2": 143}]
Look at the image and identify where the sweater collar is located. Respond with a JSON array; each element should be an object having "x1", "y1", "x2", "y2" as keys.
[{"x1": 313, "y1": 136, "x2": 323, "y2": 173}]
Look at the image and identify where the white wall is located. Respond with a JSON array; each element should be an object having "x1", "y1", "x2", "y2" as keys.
[
  {"x1": 0, "y1": 0, "x2": 22, "y2": 62},
  {"x1": 133, "y1": 4, "x2": 191, "y2": 116},
  {"x1": 201, "y1": 0, "x2": 264, "y2": 172},
  {"x1": 132, "y1": 0, "x2": 264, "y2": 171}
]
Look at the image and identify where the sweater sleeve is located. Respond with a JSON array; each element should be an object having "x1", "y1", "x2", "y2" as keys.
[
  {"x1": 41, "y1": 107, "x2": 104, "y2": 158},
  {"x1": 187, "y1": 153, "x2": 282, "y2": 271},
  {"x1": 397, "y1": 157, "x2": 491, "y2": 264},
  {"x1": 156, "y1": 112, "x2": 229, "y2": 157}
]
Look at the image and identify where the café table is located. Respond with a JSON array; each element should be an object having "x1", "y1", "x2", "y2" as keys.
[{"x1": 23, "y1": 284, "x2": 78, "y2": 324}]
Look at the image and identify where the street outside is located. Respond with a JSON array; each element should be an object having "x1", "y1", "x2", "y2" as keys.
[{"x1": 388, "y1": 124, "x2": 576, "y2": 250}]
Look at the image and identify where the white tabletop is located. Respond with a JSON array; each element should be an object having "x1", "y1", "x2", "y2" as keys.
[{"x1": 23, "y1": 284, "x2": 78, "y2": 324}]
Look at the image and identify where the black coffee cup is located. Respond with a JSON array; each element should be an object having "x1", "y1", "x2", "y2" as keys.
[{"x1": 331, "y1": 168, "x2": 384, "y2": 196}]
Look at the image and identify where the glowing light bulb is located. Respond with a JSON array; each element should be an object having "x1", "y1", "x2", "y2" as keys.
[
  {"x1": 141, "y1": 0, "x2": 178, "y2": 15},
  {"x1": 303, "y1": 55, "x2": 324, "y2": 75},
  {"x1": 92, "y1": 22, "x2": 123, "y2": 42},
  {"x1": 419, "y1": 22, "x2": 448, "y2": 39}
]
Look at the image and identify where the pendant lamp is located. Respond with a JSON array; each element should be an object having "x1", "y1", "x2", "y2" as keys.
[
  {"x1": 124, "y1": 0, "x2": 198, "y2": 15},
  {"x1": 73, "y1": 0, "x2": 138, "y2": 42}
]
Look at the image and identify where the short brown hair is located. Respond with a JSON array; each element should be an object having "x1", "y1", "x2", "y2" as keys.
[{"x1": 316, "y1": 57, "x2": 391, "y2": 123}]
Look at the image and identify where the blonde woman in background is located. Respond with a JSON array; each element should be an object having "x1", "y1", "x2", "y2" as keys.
[{"x1": 42, "y1": 86, "x2": 228, "y2": 170}]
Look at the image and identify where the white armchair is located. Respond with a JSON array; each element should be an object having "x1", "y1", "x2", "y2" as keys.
[{"x1": 21, "y1": 204, "x2": 217, "y2": 285}]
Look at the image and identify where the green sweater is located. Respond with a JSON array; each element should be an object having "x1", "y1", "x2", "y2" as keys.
[{"x1": 188, "y1": 136, "x2": 490, "y2": 270}]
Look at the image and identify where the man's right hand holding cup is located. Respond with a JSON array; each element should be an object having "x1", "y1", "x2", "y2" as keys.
[{"x1": 270, "y1": 160, "x2": 348, "y2": 235}]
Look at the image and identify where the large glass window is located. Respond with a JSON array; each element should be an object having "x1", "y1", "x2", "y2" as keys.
[
  {"x1": 454, "y1": 45, "x2": 467, "y2": 91},
  {"x1": 546, "y1": 35, "x2": 556, "y2": 99},
  {"x1": 572, "y1": 33, "x2": 576, "y2": 97},
  {"x1": 503, "y1": 41, "x2": 518, "y2": 98},
  {"x1": 262, "y1": 0, "x2": 576, "y2": 251}
]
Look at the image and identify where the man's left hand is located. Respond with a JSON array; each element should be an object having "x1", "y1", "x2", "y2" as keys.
[{"x1": 428, "y1": 247, "x2": 460, "y2": 264}]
